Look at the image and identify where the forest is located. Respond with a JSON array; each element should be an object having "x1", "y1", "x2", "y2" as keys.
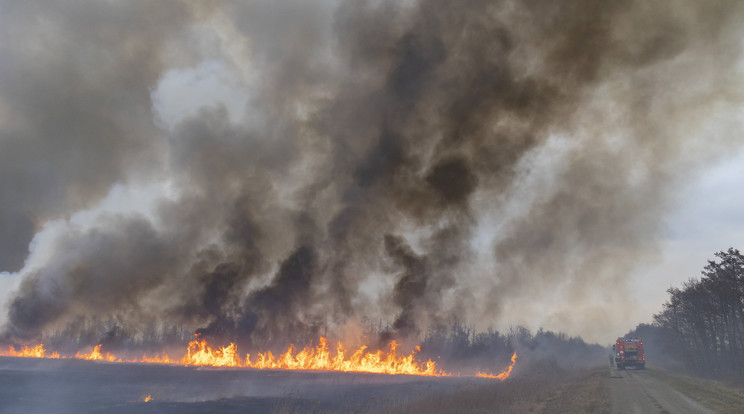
[{"x1": 630, "y1": 248, "x2": 744, "y2": 380}]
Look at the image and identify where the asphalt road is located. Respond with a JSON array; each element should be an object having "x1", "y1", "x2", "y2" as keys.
[{"x1": 609, "y1": 364, "x2": 717, "y2": 414}]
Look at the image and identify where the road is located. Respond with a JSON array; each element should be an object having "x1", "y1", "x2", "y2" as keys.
[{"x1": 609, "y1": 364, "x2": 717, "y2": 414}]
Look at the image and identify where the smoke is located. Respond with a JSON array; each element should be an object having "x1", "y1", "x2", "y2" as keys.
[
  {"x1": 1, "y1": 0, "x2": 743, "y2": 346},
  {"x1": 0, "y1": 1, "x2": 197, "y2": 271},
  {"x1": 7, "y1": 214, "x2": 185, "y2": 341}
]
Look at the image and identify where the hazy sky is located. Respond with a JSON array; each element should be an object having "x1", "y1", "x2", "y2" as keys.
[
  {"x1": 632, "y1": 146, "x2": 744, "y2": 321},
  {"x1": 1, "y1": 0, "x2": 743, "y2": 345}
]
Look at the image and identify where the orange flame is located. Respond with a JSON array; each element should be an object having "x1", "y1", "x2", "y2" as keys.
[
  {"x1": 144, "y1": 395, "x2": 153, "y2": 402},
  {"x1": 140, "y1": 352, "x2": 177, "y2": 364},
  {"x1": 177, "y1": 337, "x2": 440, "y2": 375},
  {"x1": 1, "y1": 338, "x2": 517, "y2": 379},
  {"x1": 182, "y1": 339, "x2": 241, "y2": 367},
  {"x1": 476, "y1": 351, "x2": 517, "y2": 380},
  {"x1": 246, "y1": 337, "x2": 440, "y2": 376},
  {"x1": 0, "y1": 344, "x2": 58, "y2": 359},
  {"x1": 75, "y1": 344, "x2": 118, "y2": 362}
]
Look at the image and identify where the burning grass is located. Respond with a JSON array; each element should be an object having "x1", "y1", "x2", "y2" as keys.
[
  {"x1": 0, "y1": 336, "x2": 516, "y2": 379},
  {"x1": 476, "y1": 351, "x2": 517, "y2": 379},
  {"x1": 0, "y1": 344, "x2": 59, "y2": 359}
]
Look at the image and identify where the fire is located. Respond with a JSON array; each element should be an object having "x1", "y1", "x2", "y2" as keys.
[
  {"x1": 17, "y1": 344, "x2": 44, "y2": 358},
  {"x1": 144, "y1": 395, "x2": 153, "y2": 402},
  {"x1": 140, "y1": 352, "x2": 177, "y2": 364},
  {"x1": 476, "y1": 351, "x2": 517, "y2": 380},
  {"x1": 0, "y1": 343, "x2": 58, "y2": 359},
  {"x1": 76, "y1": 344, "x2": 118, "y2": 362},
  {"x1": 182, "y1": 339, "x2": 241, "y2": 367},
  {"x1": 246, "y1": 337, "x2": 440, "y2": 376},
  {"x1": 0, "y1": 338, "x2": 518, "y2": 379},
  {"x1": 179, "y1": 337, "x2": 440, "y2": 376}
]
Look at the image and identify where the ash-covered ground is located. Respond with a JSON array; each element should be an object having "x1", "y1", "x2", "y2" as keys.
[{"x1": 0, "y1": 356, "x2": 481, "y2": 414}]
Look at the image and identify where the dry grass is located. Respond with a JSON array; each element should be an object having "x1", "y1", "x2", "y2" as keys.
[
  {"x1": 271, "y1": 361, "x2": 611, "y2": 414},
  {"x1": 539, "y1": 368, "x2": 610, "y2": 414},
  {"x1": 649, "y1": 369, "x2": 744, "y2": 414}
]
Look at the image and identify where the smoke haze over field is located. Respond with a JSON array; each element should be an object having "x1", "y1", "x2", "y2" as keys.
[{"x1": 1, "y1": 0, "x2": 744, "y2": 345}]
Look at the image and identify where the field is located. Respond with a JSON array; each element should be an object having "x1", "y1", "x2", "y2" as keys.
[
  {"x1": 0, "y1": 355, "x2": 611, "y2": 414},
  {"x1": 0, "y1": 356, "x2": 482, "y2": 414}
]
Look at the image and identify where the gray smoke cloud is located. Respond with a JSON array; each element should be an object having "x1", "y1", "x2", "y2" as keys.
[
  {"x1": 0, "y1": 1, "x2": 199, "y2": 271},
  {"x1": 1, "y1": 0, "x2": 743, "y2": 346}
]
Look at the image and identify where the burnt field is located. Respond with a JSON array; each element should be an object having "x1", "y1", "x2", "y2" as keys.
[{"x1": 0, "y1": 356, "x2": 483, "y2": 414}]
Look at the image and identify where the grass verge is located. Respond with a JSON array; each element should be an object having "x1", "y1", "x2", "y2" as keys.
[
  {"x1": 649, "y1": 370, "x2": 744, "y2": 414},
  {"x1": 539, "y1": 368, "x2": 610, "y2": 414}
]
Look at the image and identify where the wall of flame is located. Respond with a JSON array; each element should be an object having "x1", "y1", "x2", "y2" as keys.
[{"x1": 0, "y1": 337, "x2": 517, "y2": 379}]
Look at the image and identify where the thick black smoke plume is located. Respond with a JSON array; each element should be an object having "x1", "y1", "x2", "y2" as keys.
[{"x1": 1, "y1": 0, "x2": 743, "y2": 347}]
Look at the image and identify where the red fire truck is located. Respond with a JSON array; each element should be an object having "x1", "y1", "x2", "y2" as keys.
[{"x1": 614, "y1": 337, "x2": 645, "y2": 369}]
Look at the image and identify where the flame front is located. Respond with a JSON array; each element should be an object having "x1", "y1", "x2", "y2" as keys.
[
  {"x1": 476, "y1": 351, "x2": 517, "y2": 380},
  {"x1": 76, "y1": 344, "x2": 118, "y2": 362},
  {"x1": 182, "y1": 339, "x2": 241, "y2": 367},
  {"x1": 179, "y1": 337, "x2": 440, "y2": 376},
  {"x1": 245, "y1": 338, "x2": 439, "y2": 376},
  {"x1": 140, "y1": 352, "x2": 177, "y2": 364},
  {"x1": 0, "y1": 344, "x2": 59, "y2": 359},
  {"x1": 1, "y1": 338, "x2": 517, "y2": 379}
]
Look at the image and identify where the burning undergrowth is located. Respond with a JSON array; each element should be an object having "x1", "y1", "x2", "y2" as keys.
[
  {"x1": 0, "y1": 336, "x2": 500, "y2": 379},
  {"x1": 1, "y1": 0, "x2": 743, "y2": 361},
  {"x1": 0, "y1": 322, "x2": 602, "y2": 382}
]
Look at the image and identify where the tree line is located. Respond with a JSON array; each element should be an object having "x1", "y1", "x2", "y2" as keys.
[
  {"x1": 649, "y1": 248, "x2": 744, "y2": 379},
  {"x1": 414, "y1": 322, "x2": 605, "y2": 373}
]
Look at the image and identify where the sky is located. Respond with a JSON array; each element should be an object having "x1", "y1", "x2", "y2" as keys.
[
  {"x1": 0, "y1": 0, "x2": 743, "y2": 346},
  {"x1": 632, "y1": 146, "x2": 744, "y2": 321}
]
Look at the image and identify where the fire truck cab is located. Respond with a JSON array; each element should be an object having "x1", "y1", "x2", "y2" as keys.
[{"x1": 614, "y1": 337, "x2": 645, "y2": 370}]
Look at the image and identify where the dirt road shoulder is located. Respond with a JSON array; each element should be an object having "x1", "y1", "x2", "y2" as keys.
[{"x1": 647, "y1": 369, "x2": 744, "y2": 414}]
